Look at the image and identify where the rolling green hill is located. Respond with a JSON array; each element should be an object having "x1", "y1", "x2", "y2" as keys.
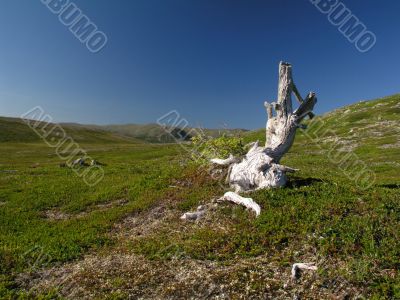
[
  {"x1": 93, "y1": 123, "x2": 248, "y2": 143},
  {"x1": 0, "y1": 116, "x2": 248, "y2": 144},
  {"x1": 93, "y1": 123, "x2": 194, "y2": 143},
  {"x1": 0, "y1": 117, "x2": 140, "y2": 144}
]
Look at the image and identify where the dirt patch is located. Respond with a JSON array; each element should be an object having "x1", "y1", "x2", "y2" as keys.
[
  {"x1": 111, "y1": 204, "x2": 179, "y2": 241},
  {"x1": 95, "y1": 198, "x2": 129, "y2": 210},
  {"x1": 379, "y1": 141, "x2": 400, "y2": 149},
  {"x1": 371, "y1": 161, "x2": 400, "y2": 167},
  {"x1": 42, "y1": 210, "x2": 71, "y2": 221},
  {"x1": 0, "y1": 170, "x2": 18, "y2": 174},
  {"x1": 42, "y1": 199, "x2": 129, "y2": 221}
]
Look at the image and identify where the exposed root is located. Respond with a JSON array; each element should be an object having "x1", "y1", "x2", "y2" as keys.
[
  {"x1": 220, "y1": 192, "x2": 261, "y2": 217},
  {"x1": 291, "y1": 263, "x2": 318, "y2": 280},
  {"x1": 180, "y1": 205, "x2": 207, "y2": 221},
  {"x1": 210, "y1": 154, "x2": 240, "y2": 166}
]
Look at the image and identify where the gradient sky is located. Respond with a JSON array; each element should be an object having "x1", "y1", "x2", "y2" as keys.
[{"x1": 1, "y1": 0, "x2": 399, "y2": 129}]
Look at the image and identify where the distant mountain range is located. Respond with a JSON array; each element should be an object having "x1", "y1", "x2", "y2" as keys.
[{"x1": 0, "y1": 117, "x2": 248, "y2": 144}]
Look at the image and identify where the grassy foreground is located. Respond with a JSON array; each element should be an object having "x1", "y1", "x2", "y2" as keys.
[
  {"x1": 0, "y1": 95, "x2": 399, "y2": 299},
  {"x1": 0, "y1": 142, "x2": 184, "y2": 297}
]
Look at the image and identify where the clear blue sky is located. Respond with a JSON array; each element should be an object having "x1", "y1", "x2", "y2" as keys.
[{"x1": 1, "y1": 0, "x2": 399, "y2": 129}]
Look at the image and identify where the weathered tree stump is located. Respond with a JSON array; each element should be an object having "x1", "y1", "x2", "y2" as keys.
[{"x1": 211, "y1": 62, "x2": 317, "y2": 215}]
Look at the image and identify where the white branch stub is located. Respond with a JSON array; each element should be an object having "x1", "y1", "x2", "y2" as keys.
[
  {"x1": 221, "y1": 192, "x2": 261, "y2": 216},
  {"x1": 291, "y1": 263, "x2": 318, "y2": 280}
]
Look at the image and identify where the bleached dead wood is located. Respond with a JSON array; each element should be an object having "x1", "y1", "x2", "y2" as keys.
[
  {"x1": 291, "y1": 263, "x2": 318, "y2": 280},
  {"x1": 220, "y1": 192, "x2": 261, "y2": 216},
  {"x1": 211, "y1": 62, "x2": 317, "y2": 216},
  {"x1": 72, "y1": 157, "x2": 85, "y2": 166},
  {"x1": 210, "y1": 154, "x2": 240, "y2": 166},
  {"x1": 180, "y1": 205, "x2": 207, "y2": 221}
]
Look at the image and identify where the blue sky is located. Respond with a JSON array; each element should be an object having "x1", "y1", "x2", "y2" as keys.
[{"x1": 0, "y1": 0, "x2": 399, "y2": 129}]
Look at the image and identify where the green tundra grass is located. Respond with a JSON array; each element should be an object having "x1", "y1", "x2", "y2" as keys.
[{"x1": 0, "y1": 95, "x2": 399, "y2": 299}]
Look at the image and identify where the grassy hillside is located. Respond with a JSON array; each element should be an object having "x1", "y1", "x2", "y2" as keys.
[
  {"x1": 0, "y1": 95, "x2": 399, "y2": 299},
  {"x1": 100, "y1": 123, "x2": 193, "y2": 143},
  {"x1": 245, "y1": 94, "x2": 400, "y2": 184},
  {"x1": 0, "y1": 116, "x2": 247, "y2": 144},
  {"x1": 98, "y1": 123, "x2": 248, "y2": 143},
  {"x1": 0, "y1": 117, "x2": 140, "y2": 144}
]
